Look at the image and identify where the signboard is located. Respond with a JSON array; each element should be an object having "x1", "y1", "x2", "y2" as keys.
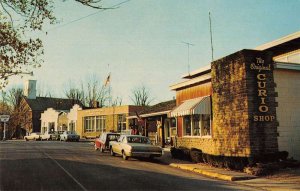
[
  {"x1": 0, "y1": 115, "x2": 10, "y2": 122},
  {"x1": 249, "y1": 55, "x2": 276, "y2": 123}
]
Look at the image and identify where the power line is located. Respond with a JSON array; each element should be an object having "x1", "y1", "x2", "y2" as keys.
[{"x1": 46, "y1": 0, "x2": 130, "y2": 33}]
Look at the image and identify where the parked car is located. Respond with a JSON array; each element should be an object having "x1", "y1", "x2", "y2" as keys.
[
  {"x1": 109, "y1": 135, "x2": 163, "y2": 160},
  {"x1": 60, "y1": 131, "x2": 80, "y2": 142},
  {"x1": 94, "y1": 132, "x2": 120, "y2": 152},
  {"x1": 24, "y1": 132, "x2": 41, "y2": 141},
  {"x1": 51, "y1": 131, "x2": 64, "y2": 141},
  {"x1": 40, "y1": 131, "x2": 55, "y2": 141}
]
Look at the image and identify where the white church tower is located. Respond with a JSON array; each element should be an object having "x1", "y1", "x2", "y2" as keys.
[{"x1": 24, "y1": 80, "x2": 37, "y2": 99}]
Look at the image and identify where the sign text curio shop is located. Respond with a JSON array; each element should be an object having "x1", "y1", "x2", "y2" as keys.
[{"x1": 251, "y1": 57, "x2": 276, "y2": 122}]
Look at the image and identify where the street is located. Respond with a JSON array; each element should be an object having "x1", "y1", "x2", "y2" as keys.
[{"x1": 0, "y1": 141, "x2": 261, "y2": 191}]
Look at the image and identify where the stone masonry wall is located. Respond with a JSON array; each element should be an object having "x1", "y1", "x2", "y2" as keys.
[
  {"x1": 211, "y1": 50, "x2": 251, "y2": 157},
  {"x1": 211, "y1": 49, "x2": 278, "y2": 157}
]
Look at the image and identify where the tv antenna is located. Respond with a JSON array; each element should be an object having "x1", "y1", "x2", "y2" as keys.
[
  {"x1": 209, "y1": 12, "x2": 214, "y2": 62},
  {"x1": 181, "y1": 41, "x2": 195, "y2": 75}
]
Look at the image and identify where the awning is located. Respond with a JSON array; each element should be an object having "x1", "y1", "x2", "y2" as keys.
[{"x1": 169, "y1": 96, "x2": 211, "y2": 117}]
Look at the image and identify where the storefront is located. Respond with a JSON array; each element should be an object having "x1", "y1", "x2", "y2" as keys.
[
  {"x1": 76, "y1": 105, "x2": 144, "y2": 138},
  {"x1": 170, "y1": 31, "x2": 300, "y2": 162},
  {"x1": 127, "y1": 100, "x2": 176, "y2": 147}
]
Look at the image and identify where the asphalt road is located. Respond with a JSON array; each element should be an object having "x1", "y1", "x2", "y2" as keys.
[{"x1": 0, "y1": 141, "x2": 261, "y2": 191}]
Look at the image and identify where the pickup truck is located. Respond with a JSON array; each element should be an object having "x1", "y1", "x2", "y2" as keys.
[{"x1": 24, "y1": 133, "x2": 41, "y2": 141}]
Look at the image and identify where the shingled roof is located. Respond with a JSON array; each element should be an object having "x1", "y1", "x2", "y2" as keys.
[
  {"x1": 24, "y1": 97, "x2": 83, "y2": 111},
  {"x1": 140, "y1": 100, "x2": 176, "y2": 116}
]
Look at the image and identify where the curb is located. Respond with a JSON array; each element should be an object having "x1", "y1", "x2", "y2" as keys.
[{"x1": 170, "y1": 163, "x2": 256, "y2": 181}]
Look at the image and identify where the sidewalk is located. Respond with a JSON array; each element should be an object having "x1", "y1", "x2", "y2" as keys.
[{"x1": 159, "y1": 148, "x2": 300, "y2": 191}]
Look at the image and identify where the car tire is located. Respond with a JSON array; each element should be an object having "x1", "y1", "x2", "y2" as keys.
[
  {"x1": 122, "y1": 151, "x2": 128, "y2": 160},
  {"x1": 110, "y1": 148, "x2": 115, "y2": 156},
  {"x1": 25, "y1": 138, "x2": 28, "y2": 141},
  {"x1": 76, "y1": 139, "x2": 79, "y2": 142}
]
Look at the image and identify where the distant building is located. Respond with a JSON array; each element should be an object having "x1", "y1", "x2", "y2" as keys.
[
  {"x1": 40, "y1": 104, "x2": 82, "y2": 134},
  {"x1": 76, "y1": 105, "x2": 144, "y2": 138},
  {"x1": 19, "y1": 80, "x2": 82, "y2": 134}
]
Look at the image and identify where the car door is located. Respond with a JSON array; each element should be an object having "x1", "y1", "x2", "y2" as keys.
[{"x1": 114, "y1": 136, "x2": 125, "y2": 155}]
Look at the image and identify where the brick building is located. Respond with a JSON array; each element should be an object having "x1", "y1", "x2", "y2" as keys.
[
  {"x1": 76, "y1": 105, "x2": 144, "y2": 138},
  {"x1": 170, "y1": 31, "x2": 300, "y2": 161}
]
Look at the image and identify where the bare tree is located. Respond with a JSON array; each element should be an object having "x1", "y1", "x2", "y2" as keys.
[
  {"x1": 1, "y1": 87, "x2": 30, "y2": 139},
  {"x1": 130, "y1": 85, "x2": 154, "y2": 106},
  {"x1": 64, "y1": 80, "x2": 85, "y2": 104},
  {"x1": 64, "y1": 76, "x2": 110, "y2": 107}
]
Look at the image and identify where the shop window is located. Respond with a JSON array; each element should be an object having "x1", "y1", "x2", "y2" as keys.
[
  {"x1": 170, "y1": 118, "x2": 177, "y2": 137},
  {"x1": 183, "y1": 114, "x2": 211, "y2": 137},
  {"x1": 48, "y1": 122, "x2": 55, "y2": 132},
  {"x1": 96, "y1": 116, "x2": 106, "y2": 132},
  {"x1": 201, "y1": 114, "x2": 211, "y2": 136},
  {"x1": 117, "y1": 114, "x2": 126, "y2": 132},
  {"x1": 84, "y1": 116, "x2": 94, "y2": 132},
  {"x1": 69, "y1": 121, "x2": 75, "y2": 132},
  {"x1": 193, "y1": 115, "x2": 201, "y2": 136},
  {"x1": 183, "y1": 116, "x2": 191, "y2": 136},
  {"x1": 42, "y1": 126, "x2": 47, "y2": 134}
]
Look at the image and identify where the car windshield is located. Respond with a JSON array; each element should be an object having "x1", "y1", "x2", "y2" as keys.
[
  {"x1": 127, "y1": 136, "x2": 151, "y2": 144},
  {"x1": 107, "y1": 134, "x2": 120, "y2": 141}
]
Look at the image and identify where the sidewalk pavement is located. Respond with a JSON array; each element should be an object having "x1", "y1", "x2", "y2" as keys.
[{"x1": 159, "y1": 148, "x2": 300, "y2": 191}]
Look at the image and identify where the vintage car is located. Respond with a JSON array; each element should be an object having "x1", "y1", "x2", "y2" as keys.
[
  {"x1": 94, "y1": 132, "x2": 120, "y2": 152},
  {"x1": 24, "y1": 132, "x2": 41, "y2": 141},
  {"x1": 109, "y1": 135, "x2": 163, "y2": 160},
  {"x1": 59, "y1": 131, "x2": 80, "y2": 142},
  {"x1": 51, "y1": 131, "x2": 64, "y2": 141},
  {"x1": 40, "y1": 131, "x2": 55, "y2": 141}
]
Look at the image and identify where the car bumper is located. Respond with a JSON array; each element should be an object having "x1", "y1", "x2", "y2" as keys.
[{"x1": 128, "y1": 151, "x2": 162, "y2": 158}]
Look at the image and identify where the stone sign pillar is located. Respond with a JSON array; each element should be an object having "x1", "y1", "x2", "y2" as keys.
[
  {"x1": 212, "y1": 49, "x2": 278, "y2": 159},
  {"x1": 245, "y1": 50, "x2": 278, "y2": 157}
]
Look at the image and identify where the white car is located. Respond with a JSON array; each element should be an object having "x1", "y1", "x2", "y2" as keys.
[
  {"x1": 109, "y1": 135, "x2": 163, "y2": 160},
  {"x1": 60, "y1": 131, "x2": 80, "y2": 142},
  {"x1": 24, "y1": 133, "x2": 41, "y2": 141},
  {"x1": 40, "y1": 132, "x2": 54, "y2": 141}
]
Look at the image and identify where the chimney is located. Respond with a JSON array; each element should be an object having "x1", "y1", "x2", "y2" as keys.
[
  {"x1": 24, "y1": 80, "x2": 37, "y2": 99},
  {"x1": 91, "y1": 100, "x2": 99, "y2": 108}
]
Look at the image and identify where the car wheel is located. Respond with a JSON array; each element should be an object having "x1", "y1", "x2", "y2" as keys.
[
  {"x1": 25, "y1": 138, "x2": 28, "y2": 141},
  {"x1": 122, "y1": 151, "x2": 128, "y2": 160},
  {"x1": 149, "y1": 155, "x2": 154, "y2": 160},
  {"x1": 110, "y1": 148, "x2": 115, "y2": 156},
  {"x1": 76, "y1": 139, "x2": 79, "y2": 142},
  {"x1": 100, "y1": 146, "x2": 104, "y2": 153},
  {"x1": 34, "y1": 138, "x2": 36, "y2": 141}
]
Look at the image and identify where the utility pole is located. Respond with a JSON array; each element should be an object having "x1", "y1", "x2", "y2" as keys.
[{"x1": 181, "y1": 41, "x2": 195, "y2": 75}]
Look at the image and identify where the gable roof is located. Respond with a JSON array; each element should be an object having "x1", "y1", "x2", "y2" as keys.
[{"x1": 24, "y1": 97, "x2": 83, "y2": 111}]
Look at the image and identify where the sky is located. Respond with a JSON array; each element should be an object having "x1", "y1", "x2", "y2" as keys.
[{"x1": 7, "y1": 0, "x2": 300, "y2": 105}]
